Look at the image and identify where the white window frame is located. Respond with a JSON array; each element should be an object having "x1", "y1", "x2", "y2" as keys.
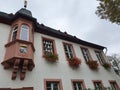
[
  {"x1": 46, "y1": 82, "x2": 60, "y2": 90},
  {"x1": 11, "y1": 25, "x2": 18, "y2": 41},
  {"x1": 63, "y1": 44, "x2": 74, "y2": 59},
  {"x1": 73, "y1": 82, "x2": 84, "y2": 90},
  {"x1": 20, "y1": 24, "x2": 29, "y2": 41},
  {"x1": 95, "y1": 51, "x2": 104, "y2": 65},
  {"x1": 43, "y1": 39, "x2": 54, "y2": 54},
  {"x1": 81, "y1": 48, "x2": 90, "y2": 62}
]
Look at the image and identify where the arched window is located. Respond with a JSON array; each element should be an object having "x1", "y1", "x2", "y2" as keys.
[
  {"x1": 11, "y1": 25, "x2": 18, "y2": 41},
  {"x1": 20, "y1": 24, "x2": 29, "y2": 41}
]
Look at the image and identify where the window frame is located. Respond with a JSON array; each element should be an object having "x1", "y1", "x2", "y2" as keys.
[
  {"x1": 42, "y1": 37, "x2": 57, "y2": 56},
  {"x1": 63, "y1": 42, "x2": 76, "y2": 60},
  {"x1": 71, "y1": 79, "x2": 86, "y2": 90},
  {"x1": 80, "y1": 46, "x2": 92, "y2": 63},
  {"x1": 95, "y1": 50, "x2": 105, "y2": 65},
  {"x1": 92, "y1": 80, "x2": 104, "y2": 90},
  {"x1": 44, "y1": 79, "x2": 63, "y2": 90},
  {"x1": 109, "y1": 80, "x2": 120, "y2": 90},
  {"x1": 11, "y1": 25, "x2": 18, "y2": 41},
  {"x1": 20, "y1": 24, "x2": 29, "y2": 41}
]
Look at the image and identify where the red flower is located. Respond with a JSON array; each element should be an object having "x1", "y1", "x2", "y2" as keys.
[
  {"x1": 87, "y1": 60, "x2": 99, "y2": 70},
  {"x1": 68, "y1": 57, "x2": 82, "y2": 68}
]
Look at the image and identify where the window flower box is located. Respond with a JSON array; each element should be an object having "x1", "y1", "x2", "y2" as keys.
[
  {"x1": 87, "y1": 60, "x2": 99, "y2": 70},
  {"x1": 68, "y1": 57, "x2": 82, "y2": 68},
  {"x1": 102, "y1": 62, "x2": 111, "y2": 69},
  {"x1": 43, "y1": 52, "x2": 58, "y2": 62}
]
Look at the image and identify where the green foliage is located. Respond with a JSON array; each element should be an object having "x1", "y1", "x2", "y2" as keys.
[
  {"x1": 102, "y1": 62, "x2": 111, "y2": 69},
  {"x1": 96, "y1": 0, "x2": 120, "y2": 25},
  {"x1": 43, "y1": 52, "x2": 58, "y2": 62}
]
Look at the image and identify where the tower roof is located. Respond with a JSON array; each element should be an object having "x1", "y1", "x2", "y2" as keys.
[{"x1": 16, "y1": 8, "x2": 32, "y2": 17}]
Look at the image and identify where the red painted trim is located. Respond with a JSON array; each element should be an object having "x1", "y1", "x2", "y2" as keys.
[
  {"x1": 44, "y1": 79, "x2": 63, "y2": 90},
  {"x1": 71, "y1": 79, "x2": 86, "y2": 90}
]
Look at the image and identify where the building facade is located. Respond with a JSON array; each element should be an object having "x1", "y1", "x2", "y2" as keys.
[{"x1": 0, "y1": 8, "x2": 120, "y2": 90}]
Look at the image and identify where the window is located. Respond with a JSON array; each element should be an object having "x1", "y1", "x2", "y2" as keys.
[
  {"x1": 109, "y1": 81, "x2": 119, "y2": 90},
  {"x1": 81, "y1": 48, "x2": 91, "y2": 62},
  {"x1": 20, "y1": 24, "x2": 29, "y2": 41},
  {"x1": 95, "y1": 51, "x2": 104, "y2": 65},
  {"x1": 44, "y1": 79, "x2": 63, "y2": 90},
  {"x1": 42, "y1": 38, "x2": 55, "y2": 54},
  {"x1": 93, "y1": 81, "x2": 104, "y2": 90},
  {"x1": 72, "y1": 80, "x2": 86, "y2": 90},
  {"x1": 11, "y1": 25, "x2": 18, "y2": 41},
  {"x1": 63, "y1": 43, "x2": 74, "y2": 59}
]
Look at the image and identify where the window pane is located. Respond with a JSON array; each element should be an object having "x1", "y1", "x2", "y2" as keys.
[
  {"x1": 12, "y1": 26, "x2": 18, "y2": 41},
  {"x1": 43, "y1": 39, "x2": 54, "y2": 54},
  {"x1": 95, "y1": 52, "x2": 104, "y2": 64},
  {"x1": 46, "y1": 82, "x2": 60, "y2": 90},
  {"x1": 73, "y1": 82, "x2": 83, "y2": 90},
  {"x1": 94, "y1": 82, "x2": 102, "y2": 90},
  {"x1": 110, "y1": 82, "x2": 117, "y2": 90},
  {"x1": 81, "y1": 48, "x2": 90, "y2": 62},
  {"x1": 64, "y1": 44, "x2": 73, "y2": 59},
  {"x1": 20, "y1": 25, "x2": 29, "y2": 41}
]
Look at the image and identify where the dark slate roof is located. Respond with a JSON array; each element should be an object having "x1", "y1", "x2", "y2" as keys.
[
  {"x1": 16, "y1": 8, "x2": 32, "y2": 17},
  {"x1": 0, "y1": 8, "x2": 105, "y2": 50},
  {"x1": 35, "y1": 24, "x2": 105, "y2": 50}
]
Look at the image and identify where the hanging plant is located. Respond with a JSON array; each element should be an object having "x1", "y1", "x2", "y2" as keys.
[
  {"x1": 43, "y1": 52, "x2": 58, "y2": 62},
  {"x1": 68, "y1": 57, "x2": 82, "y2": 68},
  {"x1": 87, "y1": 60, "x2": 99, "y2": 70},
  {"x1": 102, "y1": 62, "x2": 111, "y2": 69}
]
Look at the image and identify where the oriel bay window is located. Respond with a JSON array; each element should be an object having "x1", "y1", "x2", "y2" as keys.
[
  {"x1": 63, "y1": 43, "x2": 75, "y2": 59},
  {"x1": 81, "y1": 47, "x2": 91, "y2": 62},
  {"x1": 95, "y1": 51, "x2": 105, "y2": 65},
  {"x1": 20, "y1": 24, "x2": 29, "y2": 41}
]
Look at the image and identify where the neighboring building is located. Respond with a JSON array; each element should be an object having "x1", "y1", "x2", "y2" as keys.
[
  {"x1": 107, "y1": 56, "x2": 120, "y2": 75},
  {"x1": 0, "y1": 7, "x2": 120, "y2": 90}
]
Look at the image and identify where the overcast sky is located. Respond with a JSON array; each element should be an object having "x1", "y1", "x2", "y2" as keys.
[{"x1": 0, "y1": 0, "x2": 120, "y2": 55}]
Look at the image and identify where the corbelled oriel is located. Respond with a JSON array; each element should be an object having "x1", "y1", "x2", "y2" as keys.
[{"x1": 1, "y1": 8, "x2": 36, "y2": 80}]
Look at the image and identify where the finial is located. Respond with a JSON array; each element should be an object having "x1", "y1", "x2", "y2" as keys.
[{"x1": 24, "y1": 0, "x2": 27, "y2": 9}]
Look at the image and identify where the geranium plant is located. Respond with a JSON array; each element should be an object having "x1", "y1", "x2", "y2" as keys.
[
  {"x1": 68, "y1": 57, "x2": 82, "y2": 68},
  {"x1": 102, "y1": 62, "x2": 111, "y2": 69},
  {"x1": 87, "y1": 60, "x2": 99, "y2": 70},
  {"x1": 43, "y1": 52, "x2": 58, "y2": 62}
]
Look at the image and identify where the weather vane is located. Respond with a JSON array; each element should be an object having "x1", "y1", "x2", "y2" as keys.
[{"x1": 24, "y1": 0, "x2": 27, "y2": 9}]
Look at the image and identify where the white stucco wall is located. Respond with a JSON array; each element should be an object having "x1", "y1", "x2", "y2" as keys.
[{"x1": 0, "y1": 23, "x2": 119, "y2": 90}]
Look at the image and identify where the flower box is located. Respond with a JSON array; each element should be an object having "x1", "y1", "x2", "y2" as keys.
[
  {"x1": 102, "y1": 62, "x2": 111, "y2": 69},
  {"x1": 87, "y1": 60, "x2": 99, "y2": 70},
  {"x1": 43, "y1": 52, "x2": 58, "y2": 62},
  {"x1": 68, "y1": 57, "x2": 82, "y2": 68}
]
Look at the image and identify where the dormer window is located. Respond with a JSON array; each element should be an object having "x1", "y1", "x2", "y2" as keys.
[
  {"x1": 20, "y1": 24, "x2": 29, "y2": 41},
  {"x1": 11, "y1": 25, "x2": 18, "y2": 41}
]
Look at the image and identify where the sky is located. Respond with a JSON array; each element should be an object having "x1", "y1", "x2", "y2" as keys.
[{"x1": 0, "y1": 0, "x2": 120, "y2": 55}]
